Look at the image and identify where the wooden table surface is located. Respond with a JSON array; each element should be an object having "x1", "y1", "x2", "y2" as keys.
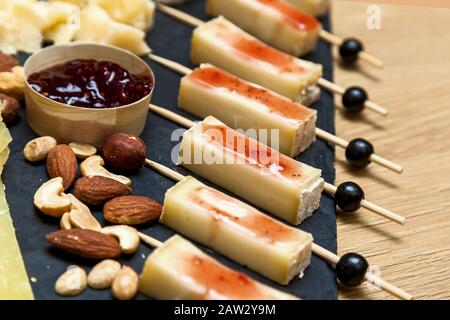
[{"x1": 332, "y1": 1, "x2": 450, "y2": 300}]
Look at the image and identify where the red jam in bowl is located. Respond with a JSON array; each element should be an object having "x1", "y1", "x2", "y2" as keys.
[{"x1": 27, "y1": 59, "x2": 153, "y2": 109}]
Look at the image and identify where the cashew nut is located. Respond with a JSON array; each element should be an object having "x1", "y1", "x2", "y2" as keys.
[
  {"x1": 80, "y1": 156, "x2": 131, "y2": 186},
  {"x1": 23, "y1": 136, "x2": 57, "y2": 162},
  {"x1": 65, "y1": 194, "x2": 101, "y2": 231},
  {"x1": 101, "y1": 225, "x2": 140, "y2": 254},
  {"x1": 34, "y1": 177, "x2": 72, "y2": 217},
  {"x1": 111, "y1": 266, "x2": 138, "y2": 300},
  {"x1": 55, "y1": 266, "x2": 87, "y2": 297},
  {"x1": 69, "y1": 142, "x2": 97, "y2": 160},
  {"x1": 87, "y1": 259, "x2": 121, "y2": 290},
  {"x1": 60, "y1": 212, "x2": 72, "y2": 230}
]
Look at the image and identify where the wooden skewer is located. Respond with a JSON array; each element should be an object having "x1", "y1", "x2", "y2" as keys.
[
  {"x1": 138, "y1": 232, "x2": 164, "y2": 248},
  {"x1": 147, "y1": 104, "x2": 406, "y2": 224},
  {"x1": 143, "y1": 159, "x2": 412, "y2": 300},
  {"x1": 148, "y1": 53, "x2": 192, "y2": 75},
  {"x1": 156, "y1": 3, "x2": 384, "y2": 69},
  {"x1": 156, "y1": 3, "x2": 203, "y2": 27},
  {"x1": 318, "y1": 30, "x2": 384, "y2": 69}
]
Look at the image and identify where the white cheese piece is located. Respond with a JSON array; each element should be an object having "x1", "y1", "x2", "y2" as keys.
[
  {"x1": 178, "y1": 116, "x2": 324, "y2": 225},
  {"x1": 191, "y1": 17, "x2": 322, "y2": 103},
  {"x1": 206, "y1": 0, "x2": 321, "y2": 56},
  {"x1": 178, "y1": 64, "x2": 317, "y2": 157},
  {"x1": 75, "y1": 4, "x2": 150, "y2": 55},
  {"x1": 139, "y1": 235, "x2": 299, "y2": 300},
  {"x1": 161, "y1": 176, "x2": 313, "y2": 284},
  {"x1": 90, "y1": 0, "x2": 155, "y2": 32}
]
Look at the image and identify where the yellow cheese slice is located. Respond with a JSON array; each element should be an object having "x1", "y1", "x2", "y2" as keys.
[
  {"x1": 0, "y1": 119, "x2": 34, "y2": 299},
  {"x1": 0, "y1": 180, "x2": 34, "y2": 300},
  {"x1": 0, "y1": 147, "x2": 10, "y2": 175},
  {"x1": 0, "y1": 121, "x2": 12, "y2": 152}
]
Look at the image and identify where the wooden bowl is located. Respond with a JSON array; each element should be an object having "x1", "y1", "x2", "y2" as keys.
[{"x1": 24, "y1": 42, "x2": 154, "y2": 148}]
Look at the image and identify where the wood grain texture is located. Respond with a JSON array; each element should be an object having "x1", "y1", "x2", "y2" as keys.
[{"x1": 332, "y1": 1, "x2": 450, "y2": 300}]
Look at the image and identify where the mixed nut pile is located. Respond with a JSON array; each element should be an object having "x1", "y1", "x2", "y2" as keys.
[
  {"x1": 0, "y1": 53, "x2": 24, "y2": 125},
  {"x1": 25, "y1": 132, "x2": 162, "y2": 299}
]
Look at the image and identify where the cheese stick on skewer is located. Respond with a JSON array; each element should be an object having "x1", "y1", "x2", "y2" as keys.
[
  {"x1": 162, "y1": 176, "x2": 313, "y2": 284},
  {"x1": 148, "y1": 104, "x2": 406, "y2": 224},
  {"x1": 157, "y1": 2, "x2": 383, "y2": 68},
  {"x1": 192, "y1": 16, "x2": 322, "y2": 105},
  {"x1": 143, "y1": 161, "x2": 413, "y2": 300},
  {"x1": 206, "y1": 0, "x2": 321, "y2": 57},
  {"x1": 139, "y1": 235, "x2": 299, "y2": 300},
  {"x1": 180, "y1": 64, "x2": 317, "y2": 157}
]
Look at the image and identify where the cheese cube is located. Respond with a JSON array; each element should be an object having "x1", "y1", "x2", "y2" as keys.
[
  {"x1": 206, "y1": 0, "x2": 321, "y2": 56},
  {"x1": 191, "y1": 17, "x2": 322, "y2": 104},
  {"x1": 161, "y1": 176, "x2": 313, "y2": 284},
  {"x1": 178, "y1": 64, "x2": 317, "y2": 157},
  {"x1": 139, "y1": 235, "x2": 299, "y2": 300},
  {"x1": 178, "y1": 116, "x2": 324, "y2": 225}
]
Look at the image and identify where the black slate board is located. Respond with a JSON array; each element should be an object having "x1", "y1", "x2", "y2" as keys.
[{"x1": 6, "y1": 0, "x2": 337, "y2": 300}]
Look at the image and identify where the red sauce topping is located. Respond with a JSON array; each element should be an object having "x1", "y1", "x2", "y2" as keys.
[
  {"x1": 210, "y1": 20, "x2": 305, "y2": 73},
  {"x1": 190, "y1": 186, "x2": 300, "y2": 244},
  {"x1": 189, "y1": 66, "x2": 312, "y2": 121},
  {"x1": 28, "y1": 59, "x2": 153, "y2": 108},
  {"x1": 200, "y1": 124, "x2": 303, "y2": 180},
  {"x1": 256, "y1": 0, "x2": 319, "y2": 31},
  {"x1": 185, "y1": 254, "x2": 276, "y2": 299}
]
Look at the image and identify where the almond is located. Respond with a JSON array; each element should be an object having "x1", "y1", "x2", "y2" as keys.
[
  {"x1": 47, "y1": 144, "x2": 78, "y2": 190},
  {"x1": 104, "y1": 196, "x2": 162, "y2": 225},
  {"x1": 74, "y1": 176, "x2": 132, "y2": 206},
  {"x1": 46, "y1": 229, "x2": 121, "y2": 259}
]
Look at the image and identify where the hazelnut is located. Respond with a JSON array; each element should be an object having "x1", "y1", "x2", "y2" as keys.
[
  {"x1": 0, "y1": 93, "x2": 20, "y2": 125},
  {"x1": 102, "y1": 133, "x2": 147, "y2": 172},
  {"x1": 0, "y1": 54, "x2": 19, "y2": 73}
]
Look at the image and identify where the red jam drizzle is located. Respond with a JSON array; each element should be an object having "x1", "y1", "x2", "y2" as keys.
[
  {"x1": 256, "y1": 0, "x2": 319, "y2": 31},
  {"x1": 184, "y1": 254, "x2": 276, "y2": 299},
  {"x1": 210, "y1": 20, "x2": 305, "y2": 73},
  {"x1": 28, "y1": 59, "x2": 153, "y2": 108},
  {"x1": 200, "y1": 124, "x2": 303, "y2": 180},
  {"x1": 190, "y1": 186, "x2": 300, "y2": 244},
  {"x1": 189, "y1": 66, "x2": 312, "y2": 121}
]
